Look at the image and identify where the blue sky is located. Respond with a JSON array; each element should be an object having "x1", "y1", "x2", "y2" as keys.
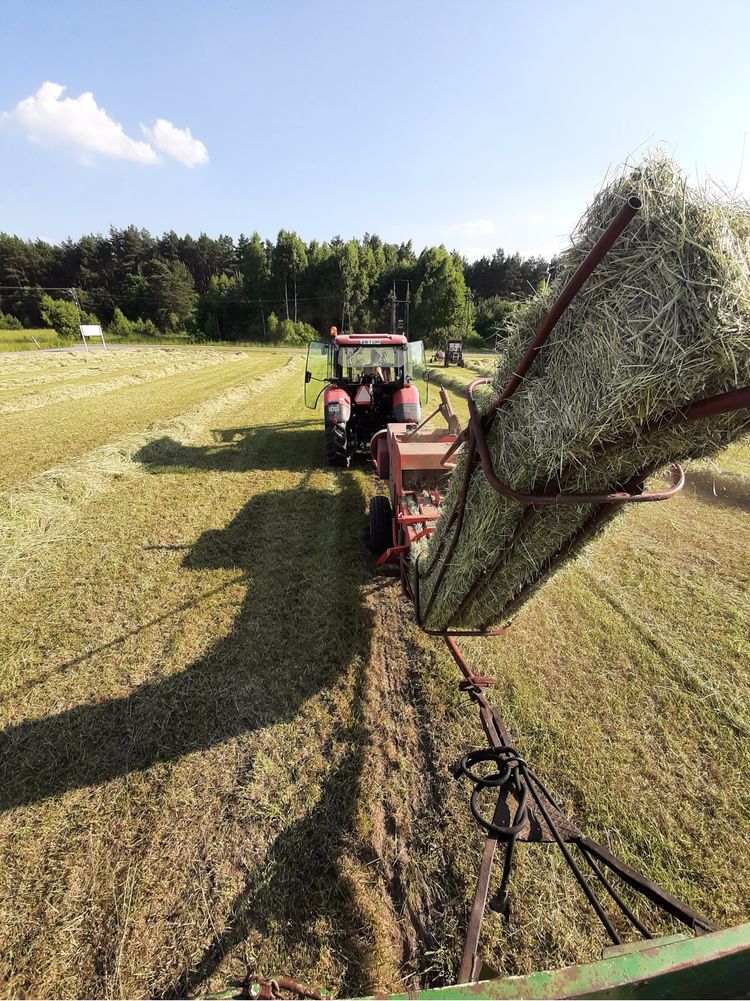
[{"x1": 1, "y1": 0, "x2": 749, "y2": 260}]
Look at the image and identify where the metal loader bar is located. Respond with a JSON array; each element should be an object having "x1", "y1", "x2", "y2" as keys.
[
  {"x1": 457, "y1": 378, "x2": 750, "y2": 633},
  {"x1": 443, "y1": 636, "x2": 716, "y2": 988},
  {"x1": 371, "y1": 195, "x2": 750, "y2": 992},
  {"x1": 414, "y1": 192, "x2": 750, "y2": 635},
  {"x1": 415, "y1": 196, "x2": 643, "y2": 626}
]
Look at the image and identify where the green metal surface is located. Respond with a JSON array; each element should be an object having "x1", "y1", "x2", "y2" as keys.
[
  {"x1": 381, "y1": 923, "x2": 750, "y2": 1000},
  {"x1": 204, "y1": 923, "x2": 750, "y2": 999}
]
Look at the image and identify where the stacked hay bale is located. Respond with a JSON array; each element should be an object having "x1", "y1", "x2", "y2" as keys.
[{"x1": 416, "y1": 156, "x2": 750, "y2": 631}]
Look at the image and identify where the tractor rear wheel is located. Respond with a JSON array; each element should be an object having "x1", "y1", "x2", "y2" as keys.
[
  {"x1": 325, "y1": 423, "x2": 349, "y2": 467},
  {"x1": 369, "y1": 495, "x2": 393, "y2": 556}
]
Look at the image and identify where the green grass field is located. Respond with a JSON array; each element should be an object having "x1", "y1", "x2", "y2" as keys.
[
  {"x1": 0, "y1": 328, "x2": 64, "y2": 351},
  {"x1": 0, "y1": 347, "x2": 748, "y2": 998}
]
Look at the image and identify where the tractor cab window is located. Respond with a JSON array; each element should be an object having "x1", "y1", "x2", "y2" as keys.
[
  {"x1": 304, "y1": 341, "x2": 333, "y2": 408},
  {"x1": 337, "y1": 345, "x2": 407, "y2": 383}
]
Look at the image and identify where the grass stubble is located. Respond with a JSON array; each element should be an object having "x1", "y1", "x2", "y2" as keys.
[{"x1": 0, "y1": 338, "x2": 747, "y2": 996}]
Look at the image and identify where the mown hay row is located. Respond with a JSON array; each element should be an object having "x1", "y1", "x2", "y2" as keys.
[
  {"x1": 0, "y1": 352, "x2": 246, "y2": 414},
  {"x1": 0, "y1": 344, "x2": 229, "y2": 377},
  {"x1": 417, "y1": 156, "x2": 750, "y2": 630},
  {"x1": 0, "y1": 356, "x2": 300, "y2": 594}
]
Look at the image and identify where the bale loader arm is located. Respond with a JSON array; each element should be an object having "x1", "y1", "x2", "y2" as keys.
[
  {"x1": 236, "y1": 195, "x2": 750, "y2": 1001},
  {"x1": 372, "y1": 196, "x2": 750, "y2": 994}
]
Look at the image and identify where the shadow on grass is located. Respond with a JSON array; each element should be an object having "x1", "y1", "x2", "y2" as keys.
[
  {"x1": 136, "y1": 419, "x2": 381, "y2": 474},
  {"x1": 136, "y1": 420, "x2": 323, "y2": 474},
  {"x1": 165, "y1": 733, "x2": 372, "y2": 999},
  {"x1": 0, "y1": 472, "x2": 371, "y2": 806},
  {"x1": 686, "y1": 468, "x2": 750, "y2": 513},
  {"x1": 1, "y1": 413, "x2": 387, "y2": 993},
  {"x1": 2, "y1": 479, "x2": 376, "y2": 989}
]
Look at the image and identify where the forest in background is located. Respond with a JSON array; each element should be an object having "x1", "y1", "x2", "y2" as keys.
[{"x1": 0, "y1": 228, "x2": 548, "y2": 347}]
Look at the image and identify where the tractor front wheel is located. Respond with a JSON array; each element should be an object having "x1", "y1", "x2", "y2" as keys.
[
  {"x1": 325, "y1": 423, "x2": 349, "y2": 467},
  {"x1": 369, "y1": 495, "x2": 393, "y2": 556}
]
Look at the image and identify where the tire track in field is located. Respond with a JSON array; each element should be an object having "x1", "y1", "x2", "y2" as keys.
[{"x1": 0, "y1": 356, "x2": 301, "y2": 595}]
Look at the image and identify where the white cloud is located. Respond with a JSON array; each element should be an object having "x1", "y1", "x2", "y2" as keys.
[
  {"x1": 142, "y1": 118, "x2": 208, "y2": 167},
  {"x1": 458, "y1": 244, "x2": 498, "y2": 262},
  {"x1": 2, "y1": 82, "x2": 208, "y2": 168},
  {"x1": 450, "y1": 219, "x2": 496, "y2": 237},
  {"x1": 3, "y1": 82, "x2": 158, "y2": 164},
  {"x1": 530, "y1": 212, "x2": 545, "y2": 224}
]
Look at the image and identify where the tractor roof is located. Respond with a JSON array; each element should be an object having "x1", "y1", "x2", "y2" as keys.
[{"x1": 334, "y1": 333, "x2": 408, "y2": 347}]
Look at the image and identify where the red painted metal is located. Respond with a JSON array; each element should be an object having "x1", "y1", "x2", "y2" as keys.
[
  {"x1": 485, "y1": 196, "x2": 643, "y2": 424},
  {"x1": 681, "y1": 385, "x2": 750, "y2": 420},
  {"x1": 322, "y1": 385, "x2": 351, "y2": 427},
  {"x1": 468, "y1": 378, "x2": 687, "y2": 505},
  {"x1": 393, "y1": 384, "x2": 420, "y2": 407}
]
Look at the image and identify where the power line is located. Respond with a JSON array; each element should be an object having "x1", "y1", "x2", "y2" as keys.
[
  {"x1": 0, "y1": 285, "x2": 345, "y2": 307},
  {"x1": 0, "y1": 284, "x2": 76, "y2": 292}
]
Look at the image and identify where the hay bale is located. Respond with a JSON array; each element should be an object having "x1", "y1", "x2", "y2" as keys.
[{"x1": 417, "y1": 156, "x2": 750, "y2": 631}]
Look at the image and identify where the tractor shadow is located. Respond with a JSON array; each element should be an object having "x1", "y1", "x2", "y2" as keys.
[
  {"x1": 1, "y1": 415, "x2": 391, "y2": 993},
  {"x1": 0, "y1": 472, "x2": 377, "y2": 990},
  {"x1": 166, "y1": 714, "x2": 372, "y2": 999},
  {"x1": 0, "y1": 470, "x2": 373, "y2": 800},
  {"x1": 135, "y1": 420, "x2": 323, "y2": 474},
  {"x1": 135, "y1": 419, "x2": 378, "y2": 476}
]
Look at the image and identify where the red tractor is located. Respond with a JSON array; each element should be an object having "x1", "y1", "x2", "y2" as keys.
[{"x1": 304, "y1": 329, "x2": 425, "y2": 467}]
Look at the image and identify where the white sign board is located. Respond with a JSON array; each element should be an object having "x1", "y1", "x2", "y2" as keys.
[{"x1": 79, "y1": 324, "x2": 107, "y2": 351}]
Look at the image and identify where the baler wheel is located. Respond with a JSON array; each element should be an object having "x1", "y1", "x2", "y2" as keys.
[
  {"x1": 325, "y1": 423, "x2": 349, "y2": 467},
  {"x1": 369, "y1": 495, "x2": 393, "y2": 555}
]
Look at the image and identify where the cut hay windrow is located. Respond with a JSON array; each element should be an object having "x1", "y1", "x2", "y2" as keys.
[
  {"x1": 0, "y1": 351, "x2": 246, "y2": 414},
  {"x1": 416, "y1": 156, "x2": 750, "y2": 631},
  {"x1": 0, "y1": 356, "x2": 300, "y2": 594}
]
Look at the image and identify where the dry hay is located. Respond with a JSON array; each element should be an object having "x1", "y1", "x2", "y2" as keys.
[
  {"x1": 0, "y1": 357, "x2": 299, "y2": 594},
  {"x1": 0, "y1": 351, "x2": 246, "y2": 414},
  {"x1": 417, "y1": 155, "x2": 750, "y2": 630}
]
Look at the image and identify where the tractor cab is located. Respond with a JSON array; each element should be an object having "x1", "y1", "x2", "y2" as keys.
[
  {"x1": 304, "y1": 331, "x2": 424, "y2": 466},
  {"x1": 444, "y1": 337, "x2": 464, "y2": 367}
]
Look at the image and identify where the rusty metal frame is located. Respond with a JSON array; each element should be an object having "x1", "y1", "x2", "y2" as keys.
[
  {"x1": 414, "y1": 194, "x2": 750, "y2": 634},
  {"x1": 401, "y1": 197, "x2": 750, "y2": 982},
  {"x1": 415, "y1": 196, "x2": 645, "y2": 625},
  {"x1": 466, "y1": 377, "x2": 687, "y2": 506},
  {"x1": 444, "y1": 636, "x2": 715, "y2": 985}
]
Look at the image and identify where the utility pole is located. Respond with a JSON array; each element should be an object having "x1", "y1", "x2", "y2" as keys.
[
  {"x1": 391, "y1": 280, "x2": 410, "y2": 338},
  {"x1": 69, "y1": 287, "x2": 82, "y2": 320},
  {"x1": 464, "y1": 289, "x2": 473, "y2": 336}
]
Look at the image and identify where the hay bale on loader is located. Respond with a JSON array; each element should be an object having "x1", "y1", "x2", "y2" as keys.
[{"x1": 416, "y1": 156, "x2": 750, "y2": 631}]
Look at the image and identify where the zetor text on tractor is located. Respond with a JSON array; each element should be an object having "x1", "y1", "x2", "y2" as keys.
[{"x1": 304, "y1": 329, "x2": 424, "y2": 466}]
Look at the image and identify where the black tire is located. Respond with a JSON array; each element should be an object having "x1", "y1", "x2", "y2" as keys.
[
  {"x1": 325, "y1": 423, "x2": 349, "y2": 467},
  {"x1": 369, "y1": 495, "x2": 393, "y2": 556}
]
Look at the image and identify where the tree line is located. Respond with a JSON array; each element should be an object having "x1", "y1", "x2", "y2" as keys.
[{"x1": 0, "y1": 227, "x2": 548, "y2": 346}]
